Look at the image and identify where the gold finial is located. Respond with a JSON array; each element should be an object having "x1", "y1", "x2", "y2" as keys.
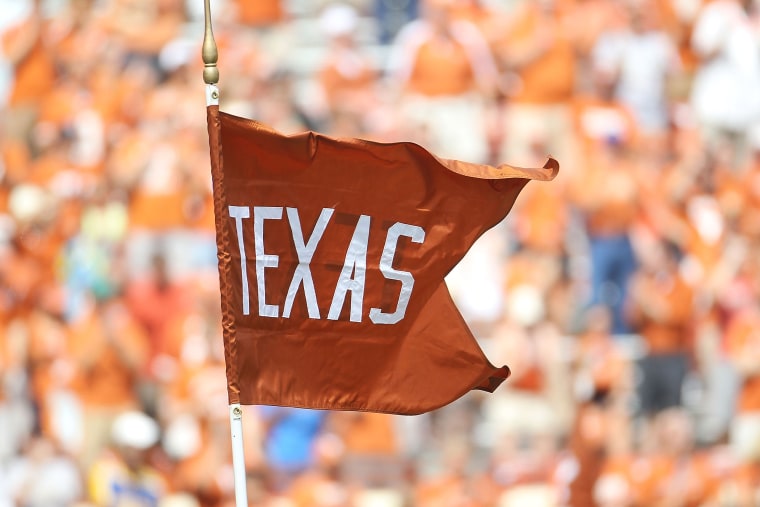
[{"x1": 202, "y1": 0, "x2": 219, "y2": 85}]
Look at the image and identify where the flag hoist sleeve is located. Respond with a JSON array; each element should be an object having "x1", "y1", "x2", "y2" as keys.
[{"x1": 207, "y1": 105, "x2": 559, "y2": 415}]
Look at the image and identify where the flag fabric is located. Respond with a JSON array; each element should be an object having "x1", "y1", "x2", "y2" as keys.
[{"x1": 207, "y1": 105, "x2": 558, "y2": 415}]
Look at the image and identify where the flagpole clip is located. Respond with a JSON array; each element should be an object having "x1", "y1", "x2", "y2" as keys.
[{"x1": 206, "y1": 83, "x2": 219, "y2": 106}]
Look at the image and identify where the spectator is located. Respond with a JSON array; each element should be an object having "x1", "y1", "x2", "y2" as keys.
[
  {"x1": 330, "y1": 411, "x2": 404, "y2": 489},
  {"x1": 592, "y1": 0, "x2": 682, "y2": 155},
  {"x1": 87, "y1": 410, "x2": 166, "y2": 506},
  {"x1": 628, "y1": 239, "x2": 694, "y2": 417},
  {"x1": 1, "y1": 0, "x2": 55, "y2": 151},
  {"x1": 571, "y1": 132, "x2": 639, "y2": 335},
  {"x1": 387, "y1": 0, "x2": 499, "y2": 163},
  {"x1": 494, "y1": 0, "x2": 578, "y2": 168},
  {"x1": 259, "y1": 406, "x2": 327, "y2": 493},
  {"x1": 2, "y1": 0, "x2": 760, "y2": 505},
  {"x1": 315, "y1": 3, "x2": 379, "y2": 136},
  {"x1": 70, "y1": 295, "x2": 150, "y2": 469},
  {"x1": 3, "y1": 435, "x2": 83, "y2": 507},
  {"x1": 690, "y1": 0, "x2": 760, "y2": 169}
]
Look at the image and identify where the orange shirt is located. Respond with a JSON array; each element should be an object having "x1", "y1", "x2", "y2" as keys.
[
  {"x1": 37, "y1": 82, "x2": 78, "y2": 126},
  {"x1": 112, "y1": 131, "x2": 188, "y2": 230},
  {"x1": 335, "y1": 412, "x2": 397, "y2": 455},
  {"x1": 125, "y1": 278, "x2": 190, "y2": 362},
  {"x1": 3, "y1": 17, "x2": 56, "y2": 106},
  {"x1": 498, "y1": 4, "x2": 575, "y2": 104},
  {"x1": 318, "y1": 50, "x2": 377, "y2": 109},
  {"x1": 639, "y1": 452, "x2": 720, "y2": 507},
  {"x1": 0, "y1": 138, "x2": 30, "y2": 185},
  {"x1": 407, "y1": 37, "x2": 478, "y2": 96},
  {"x1": 572, "y1": 155, "x2": 639, "y2": 237},
  {"x1": 635, "y1": 272, "x2": 694, "y2": 354},
  {"x1": 233, "y1": 0, "x2": 285, "y2": 26},
  {"x1": 70, "y1": 303, "x2": 148, "y2": 408},
  {"x1": 513, "y1": 184, "x2": 568, "y2": 253}
]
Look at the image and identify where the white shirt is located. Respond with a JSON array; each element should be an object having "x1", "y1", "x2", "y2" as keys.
[{"x1": 690, "y1": 0, "x2": 760, "y2": 130}]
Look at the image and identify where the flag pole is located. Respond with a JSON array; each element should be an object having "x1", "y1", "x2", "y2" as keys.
[
  {"x1": 228, "y1": 403, "x2": 248, "y2": 506},
  {"x1": 202, "y1": 0, "x2": 219, "y2": 102},
  {"x1": 202, "y1": 2, "x2": 248, "y2": 506}
]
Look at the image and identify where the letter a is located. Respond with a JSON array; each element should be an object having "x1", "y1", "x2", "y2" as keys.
[{"x1": 328, "y1": 215, "x2": 370, "y2": 322}]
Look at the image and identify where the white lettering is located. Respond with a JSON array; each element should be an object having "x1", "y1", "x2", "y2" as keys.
[
  {"x1": 328, "y1": 215, "x2": 370, "y2": 322},
  {"x1": 282, "y1": 207, "x2": 334, "y2": 319},
  {"x1": 370, "y1": 223, "x2": 426, "y2": 324},
  {"x1": 254, "y1": 206, "x2": 283, "y2": 318},
  {"x1": 228, "y1": 205, "x2": 251, "y2": 315}
]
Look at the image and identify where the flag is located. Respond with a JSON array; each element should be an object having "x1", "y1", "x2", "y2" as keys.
[{"x1": 207, "y1": 105, "x2": 558, "y2": 415}]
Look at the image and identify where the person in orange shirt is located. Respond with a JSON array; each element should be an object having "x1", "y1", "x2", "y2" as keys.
[
  {"x1": 570, "y1": 65, "x2": 640, "y2": 336},
  {"x1": 637, "y1": 409, "x2": 721, "y2": 507},
  {"x1": 2, "y1": 0, "x2": 56, "y2": 150},
  {"x1": 125, "y1": 253, "x2": 190, "y2": 375},
  {"x1": 628, "y1": 239, "x2": 694, "y2": 417},
  {"x1": 233, "y1": 0, "x2": 285, "y2": 27},
  {"x1": 494, "y1": 0, "x2": 578, "y2": 169},
  {"x1": 387, "y1": 0, "x2": 499, "y2": 163},
  {"x1": 510, "y1": 140, "x2": 570, "y2": 255},
  {"x1": 328, "y1": 411, "x2": 403, "y2": 489},
  {"x1": 316, "y1": 3, "x2": 379, "y2": 137},
  {"x1": 571, "y1": 137, "x2": 640, "y2": 335},
  {"x1": 70, "y1": 295, "x2": 149, "y2": 470}
]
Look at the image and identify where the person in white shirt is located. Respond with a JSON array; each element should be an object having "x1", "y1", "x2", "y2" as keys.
[
  {"x1": 690, "y1": 0, "x2": 760, "y2": 168},
  {"x1": 592, "y1": 2, "x2": 681, "y2": 153}
]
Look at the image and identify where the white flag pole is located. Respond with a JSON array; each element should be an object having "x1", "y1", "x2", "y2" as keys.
[
  {"x1": 203, "y1": 1, "x2": 249, "y2": 506},
  {"x1": 229, "y1": 403, "x2": 249, "y2": 506}
]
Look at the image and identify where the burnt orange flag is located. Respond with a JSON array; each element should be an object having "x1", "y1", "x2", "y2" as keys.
[{"x1": 207, "y1": 106, "x2": 558, "y2": 415}]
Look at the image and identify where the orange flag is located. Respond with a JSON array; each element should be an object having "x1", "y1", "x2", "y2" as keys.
[{"x1": 207, "y1": 106, "x2": 558, "y2": 415}]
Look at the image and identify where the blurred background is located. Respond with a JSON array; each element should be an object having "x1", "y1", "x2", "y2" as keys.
[{"x1": 2, "y1": 0, "x2": 760, "y2": 505}]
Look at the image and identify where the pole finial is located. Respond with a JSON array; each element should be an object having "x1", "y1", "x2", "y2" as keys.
[{"x1": 202, "y1": 0, "x2": 219, "y2": 85}]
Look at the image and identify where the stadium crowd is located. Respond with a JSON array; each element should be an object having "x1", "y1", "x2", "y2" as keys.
[{"x1": 1, "y1": 0, "x2": 760, "y2": 505}]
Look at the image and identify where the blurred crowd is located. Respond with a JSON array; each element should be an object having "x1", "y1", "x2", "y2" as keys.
[{"x1": 2, "y1": 0, "x2": 760, "y2": 505}]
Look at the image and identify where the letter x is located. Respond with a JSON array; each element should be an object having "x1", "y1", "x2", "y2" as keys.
[{"x1": 282, "y1": 207, "x2": 334, "y2": 318}]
